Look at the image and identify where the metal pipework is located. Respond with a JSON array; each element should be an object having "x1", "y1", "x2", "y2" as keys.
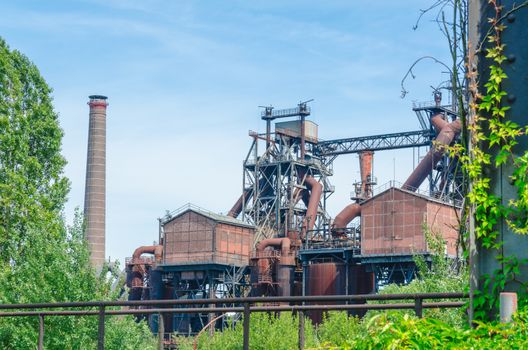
[
  {"x1": 332, "y1": 203, "x2": 361, "y2": 235},
  {"x1": 227, "y1": 188, "x2": 253, "y2": 218},
  {"x1": 128, "y1": 245, "x2": 163, "y2": 289},
  {"x1": 84, "y1": 95, "x2": 108, "y2": 268},
  {"x1": 403, "y1": 119, "x2": 461, "y2": 191},
  {"x1": 301, "y1": 176, "x2": 323, "y2": 238},
  {"x1": 255, "y1": 238, "x2": 294, "y2": 296},
  {"x1": 359, "y1": 151, "x2": 374, "y2": 199},
  {"x1": 431, "y1": 113, "x2": 449, "y2": 134}
]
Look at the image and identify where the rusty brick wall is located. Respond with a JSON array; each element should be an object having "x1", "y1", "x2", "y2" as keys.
[
  {"x1": 425, "y1": 202, "x2": 459, "y2": 256},
  {"x1": 163, "y1": 211, "x2": 215, "y2": 264},
  {"x1": 162, "y1": 211, "x2": 253, "y2": 266},
  {"x1": 214, "y1": 223, "x2": 252, "y2": 266},
  {"x1": 361, "y1": 188, "x2": 458, "y2": 255}
]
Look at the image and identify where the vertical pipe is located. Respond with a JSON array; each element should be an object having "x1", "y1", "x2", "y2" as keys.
[
  {"x1": 243, "y1": 303, "x2": 250, "y2": 350},
  {"x1": 85, "y1": 95, "x2": 108, "y2": 268},
  {"x1": 38, "y1": 314, "x2": 44, "y2": 350},
  {"x1": 300, "y1": 116, "x2": 306, "y2": 160},
  {"x1": 98, "y1": 306, "x2": 105, "y2": 350},
  {"x1": 358, "y1": 151, "x2": 374, "y2": 198},
  {"x1": 266, "y1": 119, "x2": 271, "y2": 150},
  {"x1": 208, "y1": 280, "x2": 215, "y2": 337}
]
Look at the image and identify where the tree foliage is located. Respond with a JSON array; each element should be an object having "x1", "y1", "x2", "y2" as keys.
[{"x1": 0, "y1": 37, "x2": 156, "y2": 348}]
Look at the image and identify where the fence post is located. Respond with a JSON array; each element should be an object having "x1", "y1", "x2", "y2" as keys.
[
  {"x1": 98, "y1": 306, "x2": 105, "y2": 350},
  {"x1": 243, "y1": 302, "x2": 250, "y2": 350},
  {"x1": 38, "y1": 314, "x2": 44, "y2": 350},
  {"x1": 298, "y1": 310, "x2": 305, "y2": 350},
  {"x1": 500, "y1": 292, "x2": 518, "y2": 323},
  {"x1": 158, "y1": 312, "x2": 165, "y2": 350},
  {"x1": 414, "y1": 297, "x2": 423, "y2": 318}
]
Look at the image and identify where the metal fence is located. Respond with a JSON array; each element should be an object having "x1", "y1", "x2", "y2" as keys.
[{"x1": 0, "y1": 292, "x2": 467, "y2": 350}]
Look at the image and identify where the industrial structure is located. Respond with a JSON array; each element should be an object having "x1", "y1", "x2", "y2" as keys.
[
  {"x1": 84, "y1": 95, "x2": 108, "y2": 268},
  {"x1": 125, "y1": 92, "x2": 462, "y2": 339}
]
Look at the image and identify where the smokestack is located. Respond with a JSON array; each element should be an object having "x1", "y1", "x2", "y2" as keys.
[{"x1": 84, "y1": 95, "x2": 108, "y2": 268}]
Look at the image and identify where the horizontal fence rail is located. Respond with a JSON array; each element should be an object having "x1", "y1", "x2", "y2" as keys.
[{"x1": 0, "y1": 293, "x2": 468, "y2": 350}]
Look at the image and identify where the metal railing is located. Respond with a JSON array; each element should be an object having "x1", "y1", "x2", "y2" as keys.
[{"x1": 0, "y1": 293, "x2": 467, "y2": 350}]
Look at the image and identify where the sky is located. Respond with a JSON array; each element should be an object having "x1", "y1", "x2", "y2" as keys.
[{"x1": 0, "y1": 0, "x2": 453, "y2": 265}]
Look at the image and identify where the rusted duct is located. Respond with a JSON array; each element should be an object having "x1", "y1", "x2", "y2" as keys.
[
  {"x1": 431, "y1": 113, "x2": 449, "y2": 134},
  {"x1": 255, "y1": 238, "x2": 294, "y2": 296},
  {"x1": 301, "y1": 176, "x2": 323, "y2": 238},
  {"x1": 256, "y1": 238, "x2": 293, "y2": 264},
  {"x1": 332, "y1": 203, "x2": 361, "y2": 235},
  {"x1": 403, "y1": 119, "x2": 461, "y2": 191},
  {"x1": 133, "y1": 245, "x2": 163, "y2": 262},
  {"x1": 227, "y1": 188, "x2": 252, "y2": 218},
  {"x1": 228, "y1": 178, "x2": 272, "y2": 218},
  {"x1": 358, "y1": 151, "x2": 374, "y2": 199},
  {"x1": 128, "y1": 245, "x2": 163, "y2": 289}
]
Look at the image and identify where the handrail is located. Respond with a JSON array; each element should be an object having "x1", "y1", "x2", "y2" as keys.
[
  {"x1": 0, "y1": 293, "x2": 467, "y2": 350},
  {"x1": 0, "y1": 292, "x2": 467, "y2": 310}
]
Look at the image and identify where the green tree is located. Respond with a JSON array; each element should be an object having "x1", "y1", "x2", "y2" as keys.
[
  {"x1": 0, "y1": 37, "x2": 155, "y2": 348},
  {"x1": 0, "y1": 37, "x2": 69, "y2": 261}
]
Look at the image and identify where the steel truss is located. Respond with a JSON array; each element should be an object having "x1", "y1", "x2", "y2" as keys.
[
  {"x1": 315, "y1": 129, "x2": 433, "y2": 160},
  {"x1": 242, "y1": 132, "x2": 334, "y2": 244},
  {"x1": 147, "y1": 264, "x2": 249, "y2": 336}
]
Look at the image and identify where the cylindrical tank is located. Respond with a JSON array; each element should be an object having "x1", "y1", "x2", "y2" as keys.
[
  {"x1": 306, "y1": 262, "x2": 346, "y2": 323},
  {"x1": 348, "y1": 265, "x2": 375, "y2": 317},
  {"x1": 277, "y1": 265, "x2": 294, "y2": 297},
  {"x1": 84, "y1": 95, "x2": 108, "y2": 268}
]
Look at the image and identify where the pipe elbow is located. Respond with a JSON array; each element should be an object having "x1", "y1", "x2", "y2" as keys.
[
  {"x1": 332, "y1": 203, "x2": 361, "y2": 230},
  {"x1": 132, "y1": 245, "x2": 163, "y2": 262}
]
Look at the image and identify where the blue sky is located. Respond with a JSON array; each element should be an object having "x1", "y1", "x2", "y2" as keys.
[{"x1": 1, "y1": 0, "x2": 453, "y2": 265}]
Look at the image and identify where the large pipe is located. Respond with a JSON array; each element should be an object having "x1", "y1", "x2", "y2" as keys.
[
  {"x1": 403, "y1": 119, "x2": 461, "y2": 190},
  {"x1": 255, "y1": 238, "x2": 293, "y2": 279},
  {"x1": 228, "y1": 177, "x2": 272, "y2": 218},
  {"x1": 431, "y1": 113, "x2": 449, "y2": 133},
  {"x1": 128, "y1": 245, "x2": 163, "y2": 289},
  {"x1": 302, "y1": 176, "x2": 323, "y2": 237},
  {"x1": 358, "y1": 151, "x2": 374, "y2": 199},
  {"x1": 84, "y1": 95, "x2": 108, "y2": 268},
  {"x1": 227, "y1": 188, "x2": 252, "y2": 218},
  {"x1": 332, "y1": 203, "x2": 361, "y2": 234}
]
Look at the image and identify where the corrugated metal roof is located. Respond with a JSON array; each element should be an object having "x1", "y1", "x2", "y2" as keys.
[{"x1": 162, "y1": 203, "x2": 255, "y2": 229}]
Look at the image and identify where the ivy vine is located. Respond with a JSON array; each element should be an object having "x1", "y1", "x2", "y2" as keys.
[{"x1": 456, "y1": 0, "x2": 528, "y2": 320}]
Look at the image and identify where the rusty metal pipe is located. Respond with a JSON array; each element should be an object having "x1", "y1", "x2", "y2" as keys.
[
  {"x1": 403, "y1": 119, "x2": 461, "y2": 191},
  {"x1": 256, "y1": 238, "x2": 293, "y2": 286},
  {"x1": 431, "y1": 113, "x2": 448, "y2": 133},
  {"x1": 128, "y1": 245, "x2": 163, "y2": 289},
  {"x1": 256, "y1": 238, "x2": 291, "y2": 257},
  {"x1": 227, "y1": 188, "x2": 253, "y2": 218},
  {"x1": 0, "y1": 292, "x2": 468, "y2": 310},
  {"x1": 302, "y1": 176, "x2": 323, "y2": 237},
  {"x1": 332, "y1": 203, "x2": 361, "y2": 234},
  {"x1": 132, "y1": 245, "x2": 163, "y2": 262},
  {"x1": 359, "y1": 151, "x2": 374, "y2": 199}
]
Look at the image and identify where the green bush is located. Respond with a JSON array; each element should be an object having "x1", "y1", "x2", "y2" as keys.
[
  {"x1": 177, "y1": 312, "x2": 317, "y2": 350},
  {"x1": 173, "y1": 303, "x2": 528, "y2": 350}
]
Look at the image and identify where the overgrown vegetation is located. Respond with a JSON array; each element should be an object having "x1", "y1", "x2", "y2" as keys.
[
  {"x1": 452, "y1": 0, "x2": 528, "y2": 319},
  {"x1": 368, "y1": 226, "x2": 468, "y2": 328},
  {"x1": 174, "y1": 305, "x2": 528, "y2": 350},
  {"x1": 0, "y1": 37, "x2": 156, "y2": 349}
]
